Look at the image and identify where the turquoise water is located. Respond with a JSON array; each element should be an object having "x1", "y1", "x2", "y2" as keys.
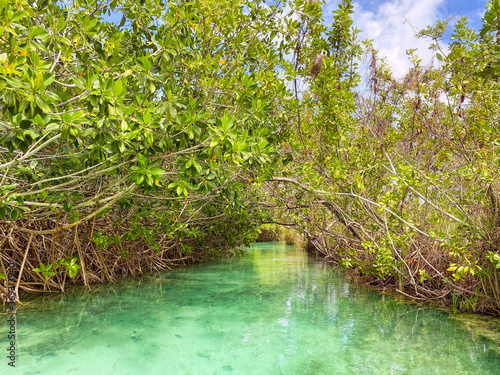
[{"x1": 1, "y1": 242, "x2": 500, "y2": 374}]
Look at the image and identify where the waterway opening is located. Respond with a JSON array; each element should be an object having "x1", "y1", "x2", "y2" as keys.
[{"x1": 2, "y1": 242, "x2": 500, "y2": 374}]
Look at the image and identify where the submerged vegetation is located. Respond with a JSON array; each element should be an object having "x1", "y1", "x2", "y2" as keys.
[{"x1": 1, "y1": 0, "x2": 500, "y2": 314}]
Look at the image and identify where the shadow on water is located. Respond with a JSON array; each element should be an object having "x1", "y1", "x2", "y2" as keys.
[{"x1": 1, "y1": 242, "x2": 500, "y2": 375}]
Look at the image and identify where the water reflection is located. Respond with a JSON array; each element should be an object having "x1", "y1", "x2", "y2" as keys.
[{"x1": 1, "y1": 242, "x2": 499, "y2": 374}]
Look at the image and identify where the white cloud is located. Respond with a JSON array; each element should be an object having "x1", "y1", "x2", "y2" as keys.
[
  {"x1": 352, "y1": 0, "x2": 445, "y2": 77},
  {"x1": 323, "y1": 0, "x2": 446, "y2": 79}
]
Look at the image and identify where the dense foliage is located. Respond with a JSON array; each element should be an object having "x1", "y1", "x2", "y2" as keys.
[
  {"x1": 264, "y1": 0, "x2": 500, "y2": 314},
  {"x1": 0, "y1": 0, "x2": 297, "y2": 299}
]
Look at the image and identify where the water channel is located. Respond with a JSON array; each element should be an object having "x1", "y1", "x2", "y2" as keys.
[{"x1": 2, "y1": 242, "x2": 500, "y2": 374}]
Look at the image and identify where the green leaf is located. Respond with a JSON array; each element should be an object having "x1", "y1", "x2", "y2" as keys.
[
  {"x1": 57, "y1": 17, "x2": 67, "y2": 32},
  {"x1": 43, "y1": 73, "x2": 55, "y2": 86},
  {"x1": 45, "y1": 123, "x2": 59, "y2": 132},
  {"x1": 117, "y1": 141, "x2": 126, "y2": 153},
  {"x1": 120, "y1": 119, "x2": 128, "y2": 132},
  {"x1": 149, "y1": 81, "x2": 156, "y2": 94},
  {"x1": 138, "y1": 154, "x2": 147, "y2": 167},
  {"x1": 33, "y1": 114, "x2": 44, "y2": 125},
  {"x1": 63, "y1": 201, "x2": 72, "y2": 212},
  {"x1": 135, "y1": 174, "x2": 145, "y2": 184},
  {"x1": 35, "y1": 96, "x2": 51, "y2": 113},
  {"x1": 67, "y1": 263, "x2": 80, "y2": 278},
  {"x1": 258, "y1": 137, "x2": 268, "y2": 149},
  {"x1": 20, "y1": 119, "x2": 31, "y2": 129},
  {"x1": 150, "y1": 168, "x2": 165, "y2": 176},
  {"x1": 114, "y1": 80, "x2": 123, "y2": 97},
  {"x1": 221, "y1": 112, "x2": 234, "y2": 133},
  {"x1": 72, "y1": 77, "x2": 86, "y2": 90},
  {"x1": 0, "y1": 206, "x2": 10, "y2": 219},
  {"x1": 9, "y1": 209, "x2": 19, "y2": 221},
  {"x1": 11, "y1": 12, "x2": 26, "y2": 22}
]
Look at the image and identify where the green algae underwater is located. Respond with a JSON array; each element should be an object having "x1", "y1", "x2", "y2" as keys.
[{"x1": 1, "y1": 242, "x2": 500, "y2": 375}]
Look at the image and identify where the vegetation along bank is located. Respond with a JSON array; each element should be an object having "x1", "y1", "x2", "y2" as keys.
[{"x1": 1, "y1": 0, "x2": 500, "y2": 314}]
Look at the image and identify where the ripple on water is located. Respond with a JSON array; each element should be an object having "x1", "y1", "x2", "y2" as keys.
[{"x1": 1, "y1": 243, "x2": 499, "y2": 375}]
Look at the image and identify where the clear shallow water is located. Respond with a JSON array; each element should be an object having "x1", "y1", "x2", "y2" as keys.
[{"x1": 1, "y1": 242, "x2": 500, "y2": 375}]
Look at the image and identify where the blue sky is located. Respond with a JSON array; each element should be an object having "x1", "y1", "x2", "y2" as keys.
[{"x1": 322, "y1": 0, "x2": 488, "y2": 77}]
